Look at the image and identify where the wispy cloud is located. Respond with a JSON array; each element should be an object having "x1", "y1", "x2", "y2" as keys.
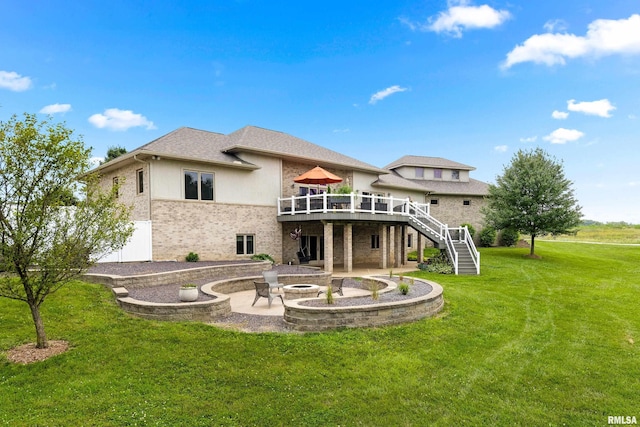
[
  {"x1": 567, "y1": 99, "x2": 615, "y2": 118},
  {"x1": 543, "y1": 19, "x2": 568, "y2": 33},
  {"x1": 40, "y1": 103, "x2": 72, "y2": 115},
  {"x1": 552, "y1": 110, "x2": 569, "y2": 119},
  {"x1": 89, "y1": 108, "x2": 156, "y2": 131},
  {"x1": 494, "y1": 145, "x2": 508, "y2": 152},
  {"x1": 543, "y1": 128, "x2": 585, "y2": 144},
  {"x1": 519, "y1": 136, "x2": 537, "y2": 143},
  {"x1": 502, "y1": 14, "x2": 640, "y2": 69},
  {"x1": 332, "y1": 128, "x2": 350, "y2": 133},
  {"x1": 0, "y1": 70, "x2": 32, "y2": 92},
  {"x1": 369, "y1": 85, "x2": 407, "y2": 105}
]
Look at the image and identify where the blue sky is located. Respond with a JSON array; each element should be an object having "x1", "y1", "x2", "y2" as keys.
[{"x1": 2, "y1": 1, "x2": 640, "y2": 223}]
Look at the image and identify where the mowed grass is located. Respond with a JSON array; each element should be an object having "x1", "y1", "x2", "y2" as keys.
[
  {"x1": 1, "y1": 241, "x2": 639, "y2": 426},
  {"x1": 539, "y1": 222, "x2": 640, "y2": 244}
]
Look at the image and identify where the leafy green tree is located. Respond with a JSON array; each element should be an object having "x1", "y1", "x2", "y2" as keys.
[
  {"x1": 102, "y1": 145, "x2": 127, "y2": 164},
  {"x1": 482, "y1": 148, "x2": 581, "y2": 257},
  {"x1": 0, "y1": 114, "x2": 134, "y2": 348}
]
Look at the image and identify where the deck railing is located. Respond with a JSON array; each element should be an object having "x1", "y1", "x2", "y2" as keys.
[{"x1": 277, "y1": 193, "x2": 430, "y2": 217}]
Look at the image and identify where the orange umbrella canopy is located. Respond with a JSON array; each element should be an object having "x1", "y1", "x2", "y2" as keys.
[{"x1": 293, "y1": 166, "x2": 343, "y2": 185}]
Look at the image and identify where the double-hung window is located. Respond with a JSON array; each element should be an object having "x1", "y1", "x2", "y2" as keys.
[
  {"x1": 184, "y1": 170, "x2": 214, "y2": 201},
  {"x1": 236, "y1": 235, "x2": 255, "y2": 255}
]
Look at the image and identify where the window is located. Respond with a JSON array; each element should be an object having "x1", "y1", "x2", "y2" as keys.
[
  {"x1": 184, "y1": 170, "x2": 214, "y2": 201},
  {"x1": 463, "y1": 200, "x2": 471, "y2": 206},
  {"x1": 112, "y1": 177, "x2": 119, "y2": 199},
  {"x1": 371, "y1": 235, "x2": 380, "y2": 249},
  {"x1": 137, "y1": 169, "x2": 144, "y2": 194},
  {"x1": 415, "y1": 167, "x2": 424, "y2": 178},
  {"x1": 452, "y1": 170, "x2": 460, "y2": 180},
  {"x1": 430, "y1": 199, "x2": 439, "y2": 205},
  {"x1": 407, "y1": 234, "x2": 413, "y2": 248},
  {"x1": 434, "y1": 169, "x2": 442, "y2": 179},
  {"x1": 236, "y1": 234, "x2": 255, "y2": 255}
]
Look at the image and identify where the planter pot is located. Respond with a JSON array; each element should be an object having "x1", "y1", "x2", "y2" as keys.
[{"x1": 179, "y1": 287, "x2": 198, "y2": 302}]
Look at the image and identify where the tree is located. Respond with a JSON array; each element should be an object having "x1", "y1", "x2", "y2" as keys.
[
  {"x1": 102, "y1": 145, "x2": 127, "y2": 164},
  {"x1": 0, "y1": 113, "x2": 134, "y2": 348},
  {"x1": 482, "y1": 148, "x2": 582, "y2": 257}
]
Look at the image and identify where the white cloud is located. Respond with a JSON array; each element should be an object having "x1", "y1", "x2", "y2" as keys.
[
  {"x1": 369, "y1": 85, "x2": 408, "y2": 104},
  {"x1": 88, "y1": 108, "x2": 156, "y2": 131},
  {"x1": 629, "y1": 181, "x2": 640, "y2": 187},
  {"x1": 426, "y1": 1, "x2": 511, "y2": 38},
  {"x1": 543, "y1": 128, "x2": 585, "y2": 144},
  {"x1": 552, "y1": 110, "x2": 569, "y2": 119},
  {"x1": 39, "y1": 103, "x2": 72, "y2": 114},
  {"x1": 90, "y1": 157, "x2": 104, "y2": 168},
  {"x1": 0, "y1": 70, "x2": 33, "y2": 92},
  {"x1": 567, "y1": 99, "x2": 615, "y2": 117},
  {"x1": 494, "y1": 145, "x2": 508, "y2": 152},
  {"x1": 502, "y1": 14, "x2": 640, "y2": 68},
  {"x1": 519, "y1": 136, "x2": 537, "y2": 143},
  {"x1": 332, "y1": 128, "x2": 350, "y2": 133},
  {"x1": 543, "y1": 19, "x2": 568, "y2": 33},
  {"x1": 629, "y1": 114, "x2": 637, "y2": 120}
]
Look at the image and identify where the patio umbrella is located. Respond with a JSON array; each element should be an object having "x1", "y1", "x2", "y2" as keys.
[{"x1": 293, "y1": 166, "x2": 342, "y2": 185}]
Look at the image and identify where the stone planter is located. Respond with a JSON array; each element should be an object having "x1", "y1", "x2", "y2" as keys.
[{"x1": 179, "y1": 286, "x2": 198, "y2": 302}]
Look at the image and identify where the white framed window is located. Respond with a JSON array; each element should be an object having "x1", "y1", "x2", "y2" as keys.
[
  {"x1": 434, "y1": 169, "x2": 442, "y2": 179},
  {"x1": 136, "y1": 169, "x2": 144, "y2": 194},
  {"x1": 112, "y1": 177, "x2": 119, "y2": 199},
  {"x1": 463, "y1": 200, "x2": 471, "y2": 206},
  {"x1": 452, "y1": 170, "x2": 460, "y2": 180},
  {"x1": 371, "y1": 235, "x2": 380, "y2": 249},
  {"x1": 236, "y1": 234, "x2": 255, "y2": 255},
  {"x1": 415, "y1": 167, "x2": 424, "y2": 178},
  {"x1": 184, "y1": 170, "x2": 214, "y2": 201},
  {"x1": 430, "y1": 199, "x2": 439, "y2": 205}
]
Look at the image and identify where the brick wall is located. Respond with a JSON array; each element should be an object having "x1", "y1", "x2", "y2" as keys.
[
  {"x1": 99, "y1": 162, "x2": 150, "y2": 220},
  {"x1": 151, "y1": 200, "x2": 282, "y2": 262}
]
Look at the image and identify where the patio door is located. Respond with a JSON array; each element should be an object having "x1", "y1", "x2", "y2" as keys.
[{"x1": 301, "y1": 235, "x2": 324, "y2": 261}]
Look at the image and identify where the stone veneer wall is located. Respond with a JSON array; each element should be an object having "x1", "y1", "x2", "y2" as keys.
[
  {"x1": 150, "y1": 200, "x2": 282, "y2": 262},
  {"x1": 284, "y1": 278, "x2": 444, "y2": 331},
  {"x1": 281, "y1": 161, "x2": 353, "y2": 197}
]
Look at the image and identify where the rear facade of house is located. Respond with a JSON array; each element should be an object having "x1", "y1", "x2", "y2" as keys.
[{"x1": 96, "y1": 126, "x2": 488, "y2": 274}]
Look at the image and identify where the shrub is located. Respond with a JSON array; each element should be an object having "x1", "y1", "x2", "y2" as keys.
[
  {"x1": 500, "y1": 228, "x2": 520, "y2": 247},
  {"x1": 398, "y1": 282, "x2": 410, "y2": 295},
  {"x1": 180, "y1": 283, "x2": 197, "y2": 289},
  {"x1": 371, "y1": 281, "x2": 379, "y2": 300},
  {"x1": 251, "y1": 253, "x2": 275, "y2": 264},
  {"x1": 461, "y1": 223, "x2": 476, "y2": 237},
  {"x1": 479, "y1": 227, "x2": 497, "y2": 247},
  {"x1": 185, "y1": 252, "x2": 199, "y2": 262},
  {"x1": 417, "y1": 252, "x2": 453, "y2": 274},
  {"x1": 325, "y1": 285, "x2": 334, "y2": 304}
]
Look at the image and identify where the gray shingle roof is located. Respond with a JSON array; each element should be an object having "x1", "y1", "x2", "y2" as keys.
[
  {"x1": 371, "y1": 171, "x2": 431, "y2": 192},
  {"x1": 384, "y1": 155, "x2": 475, "y2": 171},
  {"x1": 409, "y1": 178, "x2": 489, "y2": 196},
  {"x1": 223, "y1": 126, "x2": 386, "y2": 173}
]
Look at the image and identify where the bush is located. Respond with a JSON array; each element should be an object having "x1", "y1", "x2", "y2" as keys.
[
  {"x1": 479, "y1": 227, "x2": 497, "y2": 247},
  {"x1": 251, "y1": 253, "x2": 275, "y2": 264},
  {"x1": 398, "y1": 282, "x2": 410, "y2": 295},
  {"x1": 185, "y1": 252, "x2": 199, "y2": 262},
  {"x1": 417, "y1": 252, "x2": 453, "y2": 274},
  {"x1": 500, "y1": 228, "x2": 520, "y2": 247},
  {"x1": 461, "y1": 223, "x2": 476, "y2": 237}
]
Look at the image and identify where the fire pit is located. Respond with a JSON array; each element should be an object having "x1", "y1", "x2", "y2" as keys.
[{"x1": 283, "y1": 284, "x2": 320, "y2": 300}]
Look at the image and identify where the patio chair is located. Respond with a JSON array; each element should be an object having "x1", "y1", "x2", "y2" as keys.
[
  {"x1": 262, "y1": 270, "x2": 284, "y2": 291},
  {"x1": 252, "y1": 281, "x2": 284, "y2": 308},
  {"x1": 318, "y1": 277, "x2": 345, "y2": 297}
]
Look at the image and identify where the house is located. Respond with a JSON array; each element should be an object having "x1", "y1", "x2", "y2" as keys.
[{"x1": 95, "y1": 126, "x2": 488, "y2": 274}]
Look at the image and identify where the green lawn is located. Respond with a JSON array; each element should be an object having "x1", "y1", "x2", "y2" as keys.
[{"x1": 1, "y1": 241, "x2": 639, "y2": 426}]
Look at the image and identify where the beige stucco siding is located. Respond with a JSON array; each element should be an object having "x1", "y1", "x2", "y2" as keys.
[{"x1": 149, "y1": 156, "x2": 281, "y2": 205}]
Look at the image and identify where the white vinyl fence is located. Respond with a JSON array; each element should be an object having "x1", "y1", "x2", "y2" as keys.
[{"x1": 97, "y1": 221, "x2": 152, "y2": 263}]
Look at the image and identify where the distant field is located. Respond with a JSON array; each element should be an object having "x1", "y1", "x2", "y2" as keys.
[{"x1": 537, "y1": 223, "x2": 640, "y2": 244}]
